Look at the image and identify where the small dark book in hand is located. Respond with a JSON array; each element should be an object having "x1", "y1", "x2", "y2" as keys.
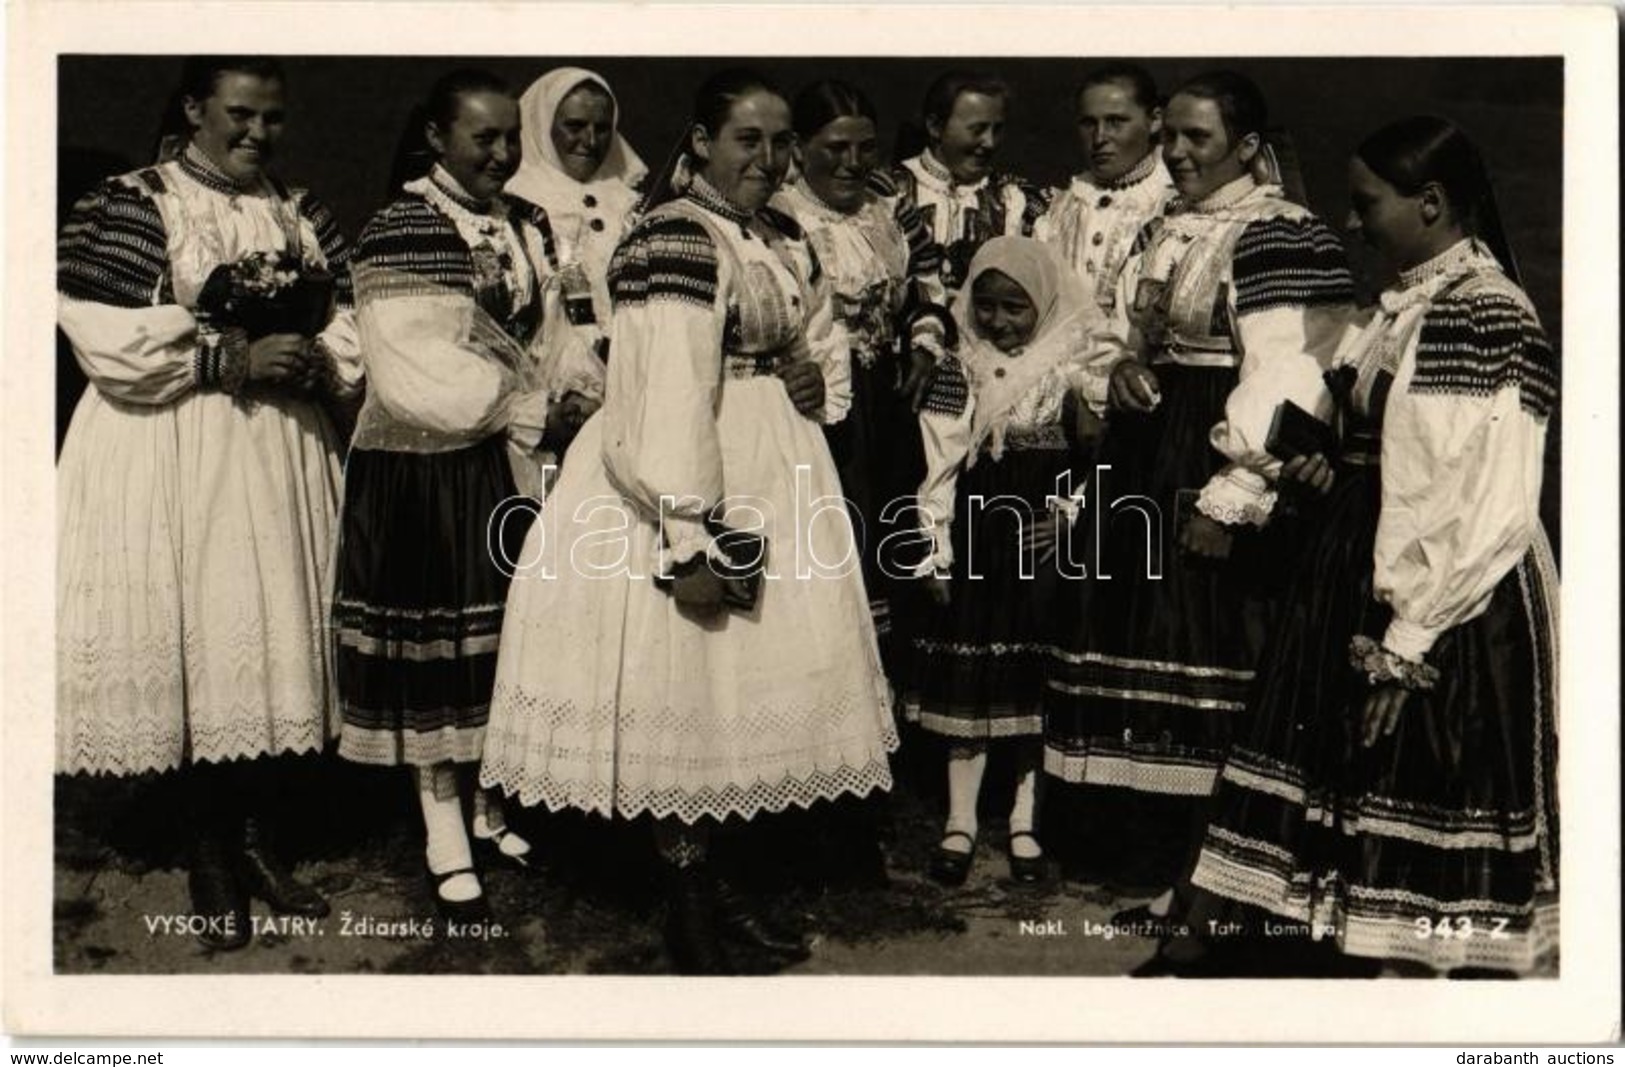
[
  {"x1": 653, "y1": 519, "x2": 769, "y2": 612},
  {"x1": 1265, "y1": 399, "x2": 1338, "y2": 462}
]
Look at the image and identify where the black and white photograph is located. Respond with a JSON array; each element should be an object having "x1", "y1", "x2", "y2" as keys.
[{"x1": 3, "y1": 0, "x2": 1618, "y2": 1044}]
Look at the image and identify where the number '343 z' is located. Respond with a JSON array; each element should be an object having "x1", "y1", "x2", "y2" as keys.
[{"x1": 1412, "y1": 917, "x2": 1511, "y2": 939}]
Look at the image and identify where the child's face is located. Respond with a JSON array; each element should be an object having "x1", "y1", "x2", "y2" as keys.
[{"x1": 970, "y1": 269, "x2": 1039, "y2": 353}]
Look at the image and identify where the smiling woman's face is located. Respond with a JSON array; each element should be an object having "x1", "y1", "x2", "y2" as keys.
[
  {"x1": 800, "y1": 115, "x2": 879, "y2": 213},
  {"x1": 428, "y1": 90, "x2": 522, "y2": 202},
  {"x1": 550, "y1": 82, "x2": 615, "y2": 183},
  {"x1": 184, "y1": 72, "x2": 286, "y2": 184},
  {"x1": 693, "y1": 90, "x2": 794, "y2": 213}
]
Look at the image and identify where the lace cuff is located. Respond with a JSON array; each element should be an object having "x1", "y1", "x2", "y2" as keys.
[
  {"x1": 660, "y1": 514, "x2": 715, "y2": 569},
  {"x1": 1047, "y1": 490, "x2": 1087, "y2": 523},
  {"x1": 194, "y1": 326, "x2": 248, "y2": 393},
  {"x1": 1349, "y1": 634, "x2": 1440, "y2": 691},
  {"x1": 505, "y1": 388, "x2": 550, "y2": 453},
  {"x1": 905, "y1": 304, "x2": 955, "y2": 362},
  {"x1": 1196, "y1": 466, "x2": 1277, "y2": 528},
  {"x1": 1381, "y1": 617, "x2": 1444, "y2": 663},
  {"x1": 910, "y1": 522, "x2": 954, "y2": 578}
]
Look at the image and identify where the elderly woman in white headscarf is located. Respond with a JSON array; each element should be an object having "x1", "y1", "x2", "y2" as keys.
[
  {"x1": 509, "y1": 67, "x2": 648, "y2": 368},
  {"x1": 906, "y1": 235, "x2": 1102, "y2": 888}
]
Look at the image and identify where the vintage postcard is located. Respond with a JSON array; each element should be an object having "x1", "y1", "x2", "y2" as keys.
[{"x1": 3, "y1": 0, "x2": 1618, "y2": 1044}]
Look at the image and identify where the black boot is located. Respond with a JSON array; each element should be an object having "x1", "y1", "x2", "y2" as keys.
[
  {"x1": 664, "y1": 863, "x2": 734, "y2": 975},
  {"x1": 189, "y1": 832, "x2": 251, "y2": 951},
  {"x1": 236, "y1": 816, "x2": 330, "y2": 918},
  {"x1": 714, "y1": 878, "x2": 810, "y2": 962}
]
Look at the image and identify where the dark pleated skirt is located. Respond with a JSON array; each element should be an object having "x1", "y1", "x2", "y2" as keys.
[
  {"x1": 906, "y1": 437, "x2": 1076, "y2": 740},
  {"x1": 1190, "y1": 462, "x2": 1561, "y2": 971},
  {"x1": 824, "y1": 351, "x2": 924, "y2": 658},
  {"x1": 334, "y1": 436, "x2": 533, "y2": 767},
  {"x1": 1044, "y1": 363, "x2": 1293, "y2": 794}
]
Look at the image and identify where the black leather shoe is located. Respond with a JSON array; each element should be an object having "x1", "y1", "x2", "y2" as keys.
[
  {"x1": 714, "y1": 879, "x2": 810, "y2": 962},
  {"x1": 928, "y1": 831, "x2": 975, "y2": 887},
  {"x1": 237, "y1": 817, "x2": 330, "y2": 918},
  {"x1": 189, "y1": 839, "x2": 251, "y2": 952},
  {"x1": 1007, "y1": 832, "x2": 1046, "y2": 885},
  {"x1": 426, "y1": 866, "x2": 491, "y2": 924},
  {"x1": 664, "y1": 864, "x2": 734, "y2": 975}
]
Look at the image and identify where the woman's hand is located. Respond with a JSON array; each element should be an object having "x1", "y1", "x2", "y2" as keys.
[
  {"x1": 1282, "y1": 453, "x2": 1336, "y2": 496},
  {"x1": 924, "y1": 573, "x2": 952, "y2": 608},
  {"x1": 246, "y1": 334, "x2": 311, "y2": 387},
  {"x1": 1360, "y1": 684, "x2": 1408, "y2": 747},
  {"x1": 1022, "y1": 510, "x2": 1068, "y2": 568},
  {"x1": 1108, "y1": 360, "x2": 1161, "y2": 413},
  {"x1": 1179, "y1": 511, "x2": 1234, "y2": 560},
  {"x1": 777, "y1": 360, "x2": 826, "y2": 418},
  {"x1": 670, "y1": 562, "x2": 726, "y2": 619}
]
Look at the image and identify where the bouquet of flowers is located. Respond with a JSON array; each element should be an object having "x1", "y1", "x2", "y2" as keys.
[{"x1": 196, "y1": 250, "x2": 336, "y2": 340}]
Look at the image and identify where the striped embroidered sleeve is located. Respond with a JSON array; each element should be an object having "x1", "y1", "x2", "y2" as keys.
[
  {"x1": 296, "y1": 190, "x2": 354, "y2": 310},
  {"x1": 56, "y1": 177, "x2": 212, "y2": 404},
  {"x1": 914, "y1": 355, "x2": 974, "y2": 573},
  {"x1": 58, "y1": 178, "x2": 170, "y2": 309},
  {"x1": 607, "y1": 215, "x2": 719, "y2": 310},
  {"x1": 1372, "y1": 290, "x2": 1553, "y2": 661},
  {"x1": 1410, "y1": 289, "x2": 1557, "y2": 419},
  {"x1": 353, "y1": 196, "x2": 474, "y2": 293},
  {"x1": 1231, "y1": 215, "x2": 1354, "y2": 316}
]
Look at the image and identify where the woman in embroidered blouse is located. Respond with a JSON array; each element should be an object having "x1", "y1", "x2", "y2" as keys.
[
  {"x1": 772, "y1": 79, "x2": 948, "y2": 670},
  {"x1": 908, "y1": 236, "x2": 1098, "y2": 887},
  {"x1": 56, "y1": 56, "x2": 361, "y2": 949},
  {"x1": 1184, "y1": 117, "x2": 1559, "y2": 976},
  {"x1": 888, "y1": 71, "x2": 1049, "y2": 305},
  {"x1": 1042, "y1": 70, "x2": 1356, "y2": 812},
  {"x1": 334, "y1": 69, "x2": 580, "y2": 920},
  {"x1": 480, "y1": 69, "x2": 897, "y2": 974},
  {"x1": 506, "y1": 68, "x2": 646, "y2": 441}
]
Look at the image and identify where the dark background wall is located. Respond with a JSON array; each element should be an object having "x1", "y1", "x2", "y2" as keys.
[{"x1": 57, "y1": 55, "x2": 1563, "y2": 532}]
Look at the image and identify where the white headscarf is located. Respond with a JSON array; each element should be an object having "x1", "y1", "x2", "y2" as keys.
[
  {"x1": 950, "y1": 236, "x2": 1101, "y2": 460},
  {"x1": 508, "y1": 67, "x2": 648, "y2": 225}
]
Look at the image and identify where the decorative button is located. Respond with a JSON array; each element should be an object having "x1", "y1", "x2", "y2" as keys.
[
  {"x1": 589, "y1": 218, "x2": 605, "y2": 232},
  {"x1": 1091, "y1": 232, "x2": 1105, "y2": 246},
  {"x1": 1122, "y1": 728, "x2": 1134, "y2": 744},
  {"x1": 583, "y1": 194, "x2": 598, "y2": 208},
  {"x1": 1097, "y1": 195, "x2": 1112, "y2": 208},
  {"x1": 1158, "y1": 730, "x2": 1174, "y2": 747},
  {"x1": 993, "y1": 367, "x2": 1006, "y2": 378}
]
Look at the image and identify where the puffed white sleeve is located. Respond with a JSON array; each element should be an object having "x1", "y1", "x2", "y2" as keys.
[
  {"x1": 913, "y1": 357, "x2": 975, "y2": 575},
  {"x1": 1197, "y1": 215, "x2": 1357, "y2": 527},
  {"x1": 1372, "y1": 290, "x2": 1556, "y2": 662},
  {"x1": 355, "y1": 289, "x2": 517, "y2": 441},
  {"x1": 599, "y1": 215, "x2": 728, "y2": 565},
  {"x1": 800, "y1": 242, "x2": 853, "y2": 425},
  {"x1": 56, "y1": 180, "x2": 206, "y2": 405}
]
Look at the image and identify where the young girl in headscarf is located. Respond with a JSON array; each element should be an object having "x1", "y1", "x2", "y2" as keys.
[{"x1": 908, "y1": 236, "x2": 1101, "y2": 887}]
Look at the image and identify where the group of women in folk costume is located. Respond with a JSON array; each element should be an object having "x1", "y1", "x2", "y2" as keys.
[{"x1": 55, "y1": 55, "x2": 1558, "y2": 979}]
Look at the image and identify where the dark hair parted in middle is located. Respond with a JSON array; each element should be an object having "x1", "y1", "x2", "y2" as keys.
[
  {"x1": 177, "y1": 55, "x2": 287, "y2": 104},
  {"x1": 1077, "y1": 63, "x2": 1160, "y2": 113},
  {"x1": 921, "y1": 70, "x2": 1011, "y2": 125},
  {"x1": 424, "y1": 67, "x2": 513, "y2": 133},
  {"x1": 792, "y1": 79, "x2": 878, "y2": 141},
  {"x1": 691, "y1": 67, "x2": 787, "y2": 138},
  {"x1": 1170, "y1": 69, "x2": 1268, "y2": 140}
]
